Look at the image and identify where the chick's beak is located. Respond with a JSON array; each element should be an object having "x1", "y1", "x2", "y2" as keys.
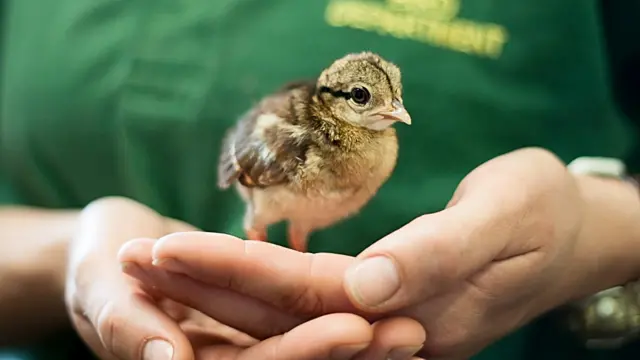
[{"x1": 378, "y1": 99, "x2": 412, "y2": 125}]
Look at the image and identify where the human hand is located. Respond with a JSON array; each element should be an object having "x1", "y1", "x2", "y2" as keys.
[
  {"x1": 119, "y1": 236, "x2": 427, "y2": 360},
  {"x1": 66, "y1": 196, "x2": 425, "y2": 360},
  {"x1": 133, "y1": 148, "x2": 640, "y2": 359},
  {"x1": 341, "y1": 147, "x2": 640, "y2": 358},
  {"x1": 65, "y1": 196, "x2": 210, "y2": 360}
]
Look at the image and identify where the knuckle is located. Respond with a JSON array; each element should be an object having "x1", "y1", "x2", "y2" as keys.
[
  {"x1": 254, "y1": 312, "x2": 301, "y2": 339},
  {"x1": 402, "y1": 214, "x2": 464, "y2": 288},
  {"x1": 66, "y1": 258, "x2": 97, "y2": 302},
  {"x1": 279, "y1": 253, "x2": 326, "y2": 316},
  {"x1": 520, "y1": 147, "x2": 567, "y2": 181},
  {"x1": 79, "y1": 196, "x2": 157, "y2": 226},
  {"x1": 287, "y1": 285, "x2": 325, "y2": 316},
  {"x1": 94, "y1": 300, "x2": 125, "y2": 353},
  {"x1": 418, "y1": 227, "x2": 462, "y2": 280},
  {"x1": 518, "y1": 146, "x2": 562, "y2": 164},
  {"x1": 432, "y1": 247, "x2": 462, "y2": 285},
  {"x1": 85, "y1": 196, "x2": 142, "y2": 211},
  {"x1": 428, "y1": 326, "x2": 471, "y2": 357},
  {"x1": 64, "y1": 285, "x2": 85, "y2": 320},
  {"x1": 64, "y1": 260, "x2": 96, "y2": 319}
]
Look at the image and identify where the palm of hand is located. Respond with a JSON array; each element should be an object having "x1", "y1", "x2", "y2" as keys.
[
  {"x1": 155, "y1": 297, "x2": 258, "y2": 353},
  {"x1": 122, "y1": 149, "x2": 596, "y2": 359},
  {"x1": 120, "y1": 239, "x2": 427, "y2": 360}
]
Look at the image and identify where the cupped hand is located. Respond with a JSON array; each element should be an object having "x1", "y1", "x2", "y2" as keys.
[
  {"x1": 127, "y1": 148, "x2": 640, "y2": 359},
  {"x1": 65, "y1": 197, "x2": 203, "y2": 360},
  {"x1": 67, "y1": 197, "x2": 401, "y2": 360},
  {"x1": 340, "y1": 148, "x2": 640, "y2": 358},
  {"x1": 118, "y1": 238, "x2": 427, "y2": 360}
]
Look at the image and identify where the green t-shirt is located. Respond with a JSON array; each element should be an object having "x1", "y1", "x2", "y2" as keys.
[{"x1": 1, "y1": 0, "x2": 639, "y2": 359}]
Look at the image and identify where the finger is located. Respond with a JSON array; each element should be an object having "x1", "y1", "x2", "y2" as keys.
[
  {"x1": 69, "y1": 314, "x2": 120, "y2": 360},
  {"x1": 68, "y1": 197, "x2": 195, "y2": 360},
  {"x1": 342, "y1": 149, "x2": 568, "y2": 312},
  {"x1": 68, "y1": 197, "x2": 167, "y2": 267},
  {"x1": 155, "y1": 299, "x2": 256, "y2": 346},
  {"x1": 196, "y1": 313, "x2": 373, "y2": 360},
  {"x1": 353, "y1": 317, "x2": 426, "y2": 360},
  {"x1": 81, "y1": 286, "x2": 194, "y2": 360},
  {"x1": 181, "y1": 316, "x2": 257, "y2": 348},
  {"x1": 118, "y1": 238, "x2": 303, "y2": 340},
  {"x1": 343, "y1": 191, "x2": 521, "y2": 312},
  {"x1": 142, "y1": 232, "x2": 362, "y2": 317}
]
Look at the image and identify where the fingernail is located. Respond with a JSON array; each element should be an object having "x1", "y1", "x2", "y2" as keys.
[
  {"x1": 387, "y1": 345, "x2": 423, "y2": 360},
  {"x1": 345, "y1": 256, "x2": 400, "y2": 308},
  {"x1": 120, "y1": 262, "x2": 134, "y2": 272},
  {"x1": 330, "y1": 343, "x2": 368, "y2": 359},
  {"x1": 152, "y1": 258, "x2": 181, "y2": 272},
  {"x1": 143, "y1": 339, "x2": 173, "y2": 360},
  {"x1": 120, "y1": 262, "x2": 146, "y2": 279}
]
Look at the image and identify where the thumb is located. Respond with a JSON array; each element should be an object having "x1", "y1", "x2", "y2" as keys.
[
  {"x1": 343, "y1": 148, "x2": 566, "y2": 312},
  {"x1": 343, "y1": 200, "x2": 510, "y2": 312},
  {"x1": 77, "y1": 283, "x2": 195, "y2": 360}
]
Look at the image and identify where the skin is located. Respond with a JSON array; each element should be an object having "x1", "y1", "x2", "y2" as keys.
[
  {"x1": 121, "y1": 147, "x2": 640, "y2": 360},
  {"x1": 60, "y1": 197, "x2": 426, "y2": 360},
  {"x1": 0, "y1": 207, "x2": 76, "y2": 344}
]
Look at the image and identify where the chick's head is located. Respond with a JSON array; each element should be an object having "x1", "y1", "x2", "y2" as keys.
[{"x1": 316, "y1": 52, "x2": 411, "y2": 131}]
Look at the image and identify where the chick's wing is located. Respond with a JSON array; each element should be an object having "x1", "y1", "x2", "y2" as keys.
[{"x1": 217, "y1": 106, "x2": 311, "y2": 189}]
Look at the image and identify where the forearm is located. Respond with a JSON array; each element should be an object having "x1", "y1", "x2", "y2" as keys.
[
  {"x1": 0, "y1": 207, "x2": 78, "y2": 345},
  {"x1": 0, "y1": 198, "x2": 197, "y2": 346},
  {"x1": 569, "y1": 174, "x2": 640, "y2": 300}
]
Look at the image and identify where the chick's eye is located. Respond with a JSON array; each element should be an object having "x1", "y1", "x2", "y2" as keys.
[{"x1": 350, "y1": 87, "x2": 370, "y2": 105}]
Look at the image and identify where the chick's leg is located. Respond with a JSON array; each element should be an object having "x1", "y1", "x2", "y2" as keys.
[
  {"x1": 243, "y1": 205, "x2": 267, "y2": 242},
  {"x1": 287, "y1": 223, "x2": 310, "y2": 253},
  {"x1": 245, "y1": 227, "x2": 267, "y2": 242}
]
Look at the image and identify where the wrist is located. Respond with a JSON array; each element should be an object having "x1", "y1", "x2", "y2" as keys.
[
  {"x1": 5, "y1": 208, "x2": 77, "y2": 295},
  {"x1": 44, "y1": 210, "x2": 77, "y2": 298},
  {"x1": 26, "y1": 210, "x2": 77, "y2": 306},
  {"x1": 0, "y1": 209, "x2": 77, "y2": 343},
  {"x1": 569, "y1": 173, "x2": 640, "y2": 300}
]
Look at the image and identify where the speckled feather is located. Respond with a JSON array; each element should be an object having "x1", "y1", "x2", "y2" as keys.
[{"x1": 216, "y1": 52, "x2": 406, "y2": 251}]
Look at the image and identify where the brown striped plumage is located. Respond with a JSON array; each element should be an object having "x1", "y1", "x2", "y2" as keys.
[{"x1": 217, "y1": 52, "x2": 412, "y2": 252}]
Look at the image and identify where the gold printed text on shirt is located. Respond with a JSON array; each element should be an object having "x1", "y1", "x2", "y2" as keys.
[{"x1": 325, "y1": 0, "x2": 509, "y2": 59}]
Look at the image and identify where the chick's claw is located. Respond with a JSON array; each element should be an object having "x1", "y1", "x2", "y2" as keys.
[
  {"x1": 288, "y1": 225, "x2": 309, "y2": 253},
  {"x1": 245, "y1": 228, "x2": 267, "y2": 242}
]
